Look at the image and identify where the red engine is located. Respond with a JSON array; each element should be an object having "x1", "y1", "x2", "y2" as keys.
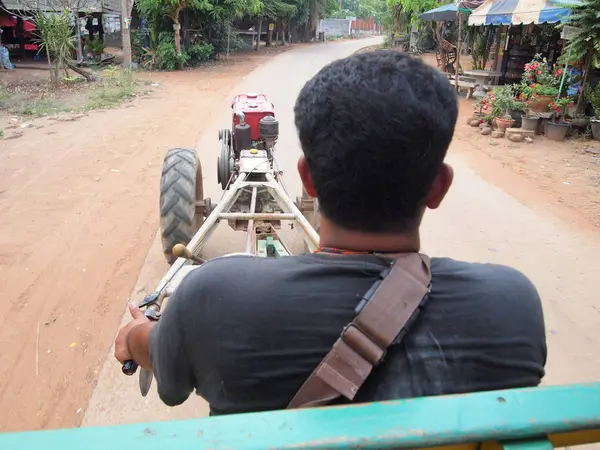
[{"x1": 231, "y1": 94, "x2": 275, "y2": 141}]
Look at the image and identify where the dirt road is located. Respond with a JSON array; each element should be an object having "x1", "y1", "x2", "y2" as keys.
[
  {"x1": 0, "y1": 48, "x2": 297, "y2": 431},
  {"x1": 2, "y1": 38, "x2": 599, "y2": 433}
]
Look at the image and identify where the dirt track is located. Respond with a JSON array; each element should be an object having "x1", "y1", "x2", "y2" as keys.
[
  {"x1": 1, "y1": 39, "x2": 599, "y2": 433},
  {"x1": 0, "y1": 50, "x2": 292, "y2": 431}
]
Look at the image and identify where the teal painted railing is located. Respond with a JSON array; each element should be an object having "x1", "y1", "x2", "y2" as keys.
[{"x1": 1, "y1": 383, "x2": 599, "y2": 449}]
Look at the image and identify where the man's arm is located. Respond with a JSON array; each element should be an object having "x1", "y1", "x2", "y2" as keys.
[
  {"x1": 114, "y1": 303, "x2": 154, "y2": 369},
  {"x1": 115, "y1": 277, "x2": 200, "y2": 406},
  {"x1": 126, "y1": 321, "x2": 155, "y2": 370}
]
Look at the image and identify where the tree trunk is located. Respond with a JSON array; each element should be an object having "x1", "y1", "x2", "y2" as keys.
[
  {"x1": 67, "y1": 60, "x2": 100, "y2": 81},
  {"x1": 121, "y1": 0, "x2": 133, "y2": 69},
  {"x1": 173, "y1": 6, "x2": 183, "y2": 56},
  {"x1": 435, "y1": 22, "x2": 446, "y2": 72},
  {"x1": 282, "y1": 23, "x2": 287, "y2": 45},
  {"x1": 255, "y1": 19, "x2": 262, "y2": 51},
  {"x1": 45, "y1": 46, "x2": 55, "y2": 84},
  {"x1": 576, "y1": 49, "x2": 594, "y2": 114},
  {"x1": 74, "y1": 11, "x2": 83, "y2": 62},
  {"x1": 267, "y1": 23, "x2": 273, "y2": 47}
]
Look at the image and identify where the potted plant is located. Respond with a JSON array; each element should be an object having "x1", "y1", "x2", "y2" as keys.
[
  {"x1": 586, "y1": 83, "x2": 600, "y2": 140},
  {"x1": 472, "y1": 96, "x2": 489, "y2": 123},
  {"x1": 487, "y1": 86, "x2": 520, "y2": 130},
  {"x1": 521, "y1": 100, "x2": 540, "y2": 131},
  {"x1": 521, "y1": 55, "x2": 560, "y2": 112},
  {"x1": 545, "y1": 97, "x2": 571, "y2": 141}
]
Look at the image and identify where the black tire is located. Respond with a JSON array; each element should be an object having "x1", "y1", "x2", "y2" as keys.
[{"x1": 159, "y1": 148, "x2": 204, "y2": 264}]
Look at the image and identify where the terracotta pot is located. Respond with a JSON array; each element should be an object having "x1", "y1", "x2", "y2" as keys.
[
  {"x1": 591, "y1": 120, "x2": 600, "y2": 141},
  {"x1": 546, "y1": 122, "x2": 569, "y2": 141},
  {"x1": 496, "y1": 117, "x2": 515, "y2": 130},
  {"x1": 522, "y1": 116, "x2": 539, "y2": 131},
  {"x1": 529, "y1": 95, "x2": 554, "y2": 113}
]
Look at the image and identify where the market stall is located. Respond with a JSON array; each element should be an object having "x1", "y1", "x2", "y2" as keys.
[{"x1": 468, "y1": 0, "x2": 580, "y2": 81}]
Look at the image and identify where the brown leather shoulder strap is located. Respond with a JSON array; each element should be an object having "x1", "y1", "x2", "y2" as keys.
[{"x1": 287, "y1": 253, "x2": 431, "y2": 409}]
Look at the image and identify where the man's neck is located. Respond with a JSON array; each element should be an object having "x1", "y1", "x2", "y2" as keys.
[{"x1": 318, "y1": 220, "x2": 421, "y2": 254}]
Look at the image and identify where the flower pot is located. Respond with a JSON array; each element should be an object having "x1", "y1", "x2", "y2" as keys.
[
  {"x1": 510, "y1": 110, "x2": 524, "y2": 128},
  {"x1": 496, "y1": 117, "x2": 515, "y2": 130},
  {"x1": 529, "y1": 95, "x2": 554, "y2": 113},
  {"x1": 570, "y1": 116, "x2": 590, "y2": 128},
  {"x1": 591, "y1": 120, "x2": 600, "y2": 141},
  {"x1": 545, "y1": 122, "x2": 570, "y2": 141},
  {"x1": 522, "y1": 116, "x2": 539, "y2": 132}
]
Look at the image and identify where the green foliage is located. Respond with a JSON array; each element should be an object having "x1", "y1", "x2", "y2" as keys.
[
  {"x1": 520, "y1": 54, "x2": 562, "y2": 99},
  {"x1": 187, "y1": 43, "x2": 214, "y2": 64},
  {"x1": 387, "y1": 0, "x2": 448, "y2": 28},
  {"x1": 560, "y1": 0, "x2": 600, "y2": 67},
  {"x1": 86, "y1": 68, "x2": 138, "y2": 109},
  {"x1": 468, "y1": 26, "x2": 496, "y2": 70},
  {"x1": 34, "y1": 12, "x2": 76, "y2": 85},
  {"x1": 85, "y1": 38, "x2": 107, "y2": 57},
  {"x1": 585, "y1": 83, "x2": 600, "y2": 117},
  {"x1": 476, "y1": 85, "x2": 523, "y2": 119},
  {"x1": 156, "y1": 41, "x2": 190, "y2": 70}
]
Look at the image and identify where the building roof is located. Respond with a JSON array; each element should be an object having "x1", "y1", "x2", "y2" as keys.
[{"x1": 0, "y1": 0, "x2": 120, "y2": 14}]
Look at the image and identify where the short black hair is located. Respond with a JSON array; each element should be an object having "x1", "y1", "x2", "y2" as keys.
[{"x1": 294, "y1": 50, "x2": 458, "y2": 232}]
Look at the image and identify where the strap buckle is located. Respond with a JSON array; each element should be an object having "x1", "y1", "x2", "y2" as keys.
[{"x1": 340, "y1": 323, "x2": 386, "y2": 366}]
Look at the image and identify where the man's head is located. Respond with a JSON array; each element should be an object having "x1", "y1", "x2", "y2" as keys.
[{"x1": 295, "y1": 51, "x2": 458, "y2": 234}]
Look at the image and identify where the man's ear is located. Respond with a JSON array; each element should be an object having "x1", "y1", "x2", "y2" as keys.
[
  {"x1": 425, "y1": 163, "x2": 453, "y2": 210},
  {"x1": 297, "y1": 156, "x2": 318, "y2": 198}
]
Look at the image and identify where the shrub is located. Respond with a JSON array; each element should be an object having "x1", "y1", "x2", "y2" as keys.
[
  {"x1": 187, "y1": 43, "x2": 214, "y2": 64},
  {"x1": 156, "y1": 33, "x2": 189, "y2": 70}
]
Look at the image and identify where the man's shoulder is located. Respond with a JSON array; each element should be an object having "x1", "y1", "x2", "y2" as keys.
[
  {"x1": 431, "y1": 257, "x2": 541, "y2": 310},
  {"x1": 433, "y1": 256, "x2": 535, "y2": 284}
]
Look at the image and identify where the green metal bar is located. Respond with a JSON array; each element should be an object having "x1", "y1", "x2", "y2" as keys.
[
  {"x1": 256, "y1": 239, "x2": 267, "y2": 257},
  {"x1": 271, "y1": 239, "x2": 289, "y2": 257},
  {"x1": 1, "y1": 384, "x2": 599, "y2": 449},
  {"x1": 502, "y1": 438, "x2": 554, "y2": 450}
]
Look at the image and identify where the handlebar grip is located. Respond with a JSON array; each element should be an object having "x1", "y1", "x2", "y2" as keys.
[{"x1": 122, "y1": 360, "x2": 138, "y2": 376}]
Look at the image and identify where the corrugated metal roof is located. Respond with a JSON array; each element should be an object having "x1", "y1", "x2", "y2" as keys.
[{"x1": 0, "y1": 0, "x2": 120, "y2": 13}]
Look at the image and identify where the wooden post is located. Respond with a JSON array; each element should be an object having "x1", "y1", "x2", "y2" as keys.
[
  {"x1": 455, "y1": 12, "x2": 462, "y2": 93},
  {"x1": 266, "y1": 22, "x2": 273, "y2": 47},
  {"x1": 255, "y1": 19, "x2": 262, "y2": 51},
  {"x1": 576, "y1": 49, "x2": 593, "y2": 114},
  {"x1": 121, "y1": 0, "x2": 133, "y2": 69},
  {"x1": 226, "y1": 24, "x2": 230, "y2": 60}
]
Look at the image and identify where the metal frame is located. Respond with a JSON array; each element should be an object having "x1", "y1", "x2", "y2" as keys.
[
  {"x1": 159, "y1": 168, "x2": 319, "y2": 295},
  {"x1": 2, "y1": 383, "x2": 599, "y2": 449}
]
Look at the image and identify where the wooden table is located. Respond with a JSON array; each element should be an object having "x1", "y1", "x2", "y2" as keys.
[{"x1": 461, "y1": 70, "x2": 503, "y2": 98}]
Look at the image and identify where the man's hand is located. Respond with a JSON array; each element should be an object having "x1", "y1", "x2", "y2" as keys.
[{"x1": 114, "y1": 303, "x2": 151, "y2": 364}]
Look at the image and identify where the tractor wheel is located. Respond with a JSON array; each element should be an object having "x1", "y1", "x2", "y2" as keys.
[{"x1": 159, "y1": 148, "x2": 204, "y2": 264}]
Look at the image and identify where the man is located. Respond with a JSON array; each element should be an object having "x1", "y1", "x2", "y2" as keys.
[{"x1": 115, "y1": 51, "x2": 546, "y2": 415}]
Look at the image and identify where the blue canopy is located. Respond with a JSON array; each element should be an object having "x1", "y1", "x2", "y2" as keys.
[
  {"x1": 468, "y1": 0, "x2": 579, "y2": 25},
  {"x1": 420, "y1": 4, "x2": 460, "y2": 21}
]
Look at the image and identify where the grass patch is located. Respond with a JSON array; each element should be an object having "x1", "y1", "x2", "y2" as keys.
[
  {"x1": 0, "y1": 85, "x2": 70, "y2": 117},
  {"x1": 85, "y1": 68, "x2": 139, "y2": 109},
  {"x1": 0, "y1": 68, "x2": 144, "y2": 120}
]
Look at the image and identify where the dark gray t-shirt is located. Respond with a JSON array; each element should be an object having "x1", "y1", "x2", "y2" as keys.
[{"x1": 149, "y1": 253, "x2": 546, "y2": 415}]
